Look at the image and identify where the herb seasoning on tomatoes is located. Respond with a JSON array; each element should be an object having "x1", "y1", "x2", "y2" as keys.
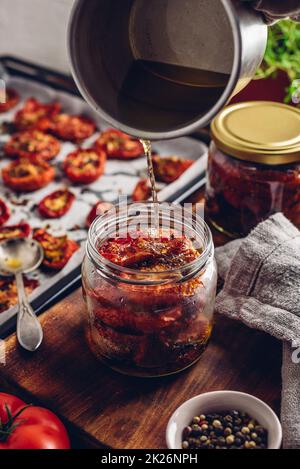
[
  {"x1": 63, "y1": 149, "x2": 106, "y2": 184},
  {"x1": 38, "y1": 189, "x2": 75, "y2": 219},
  {"x1": 0, "y1": 278, "x2": 38, "y2": 314},
  {"x1": 0, "y1": 88, "x2": 20, "y2": 113},
  {"x1": 98, "y1": 231, "x2": 201, "y2": 269},
  {"x1": 132, "y1": 179, "x2": 152, "y2": 202},
  {"x1": 39, "y1": 113, "x2": 96, "y2": 143},
  {"x1": 33, "y1": 229, "x2": 79, "y2": 270},
  {"x1": 14, "y1": 98, "x2": 61, "y2": 131},
  {"x1": 0, "y1": 392, "x2": 70, "y2": 449},
  {"x1": 86, "y1": 201, "x2": 114, "y2": 227},
  {"x1": 94, "y1": 129, "x2": 144, "y2": 160},
  {"x1": 2, "y1": 157, "x2": 55, "y2": 192},
  {"x1": 4, "y1": 130, "x2": 61, "y2": 161},
  {"x1": 0, "y1": 199, "x2": 10, "y2": 226},
  {"x1": 0, "y1": 223, "x2": 31, "y2": 242},
  {"x1": 152, "y1": 155, "x2": 194, "y2": 183}
]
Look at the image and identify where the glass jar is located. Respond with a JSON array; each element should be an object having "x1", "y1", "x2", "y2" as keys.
[
  {"x1": 206, "y1": 102, "x2": 300, "y2": 238},
  {"x1": 82, "y1": 203, "x2": 217, "y2": 377}
]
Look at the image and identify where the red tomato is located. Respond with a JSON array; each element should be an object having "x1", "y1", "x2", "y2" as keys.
[
  {"x1": 63, "y1": 149, "x2": 106, "y2": 185},
  {"x1": 152, "y1": 155, "x2": 194, "y2": 183},
  {"x1": 0, "y1": 393, "x2": 70, "y2": 449},
  {"x1": 0, "y1": 88, "x2": 20, "y2": 113},
  {"x1": 0, "y1": 223, "x2": 31, "y2": 242},
  {"x1": 0, "y1": 199, "x2": 10, "y2": 226},
  {"x1": 4, "y1": 130, "x2": 61, "y2": 161},
  {"x1": 98, "y1": 232, "x2": 199, "y2": 269},
  {"x1": 94, "y1": 129, "x2": 144, "y2": 160},
  {"x1": 85, "y1": 201, "x2": 114, "y2": 227},
  {"x1": 14, "y1": 98, "x2": 61, "y2": 131},
  {"x1": 38, "y1": 189, "x2": 75, "y2": 219},
  {"x1": 2, "y1": 157, "x2": 55, "y2": 192},
  {"x1": 132, "y1": 179, "x2": 152, "y2": 202},
  {"x1": 39, "y1": 114, "x2": 96, "y2": 143},
  {"x1": 33, "y1": 228, "x2": 79, "y2": 271}
]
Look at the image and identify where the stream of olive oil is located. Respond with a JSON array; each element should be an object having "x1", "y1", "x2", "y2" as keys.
[
  {"x1": 140, "y1": 139, "x2": 160, "y2": 233},
  {"x1": 140, "y1": 139, "x2": 158, "y2": 204}
]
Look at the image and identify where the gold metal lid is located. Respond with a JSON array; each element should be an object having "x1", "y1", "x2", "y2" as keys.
[{"x1": 211, "y1": 101, "x2": 300, "y2": 165}]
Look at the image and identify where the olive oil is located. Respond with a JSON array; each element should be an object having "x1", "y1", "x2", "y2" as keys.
[
  {"x1": 118, "y1": 60, "x2": 230, "y2": 132},
  {"x1": 140, "y1": 139, "x2": 158, "y2": 204},
  {"x1": 140, "y1": 138, "x2": 160, "y2": 233}
]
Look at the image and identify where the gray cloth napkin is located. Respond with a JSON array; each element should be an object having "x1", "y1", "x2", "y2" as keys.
[{"x1": 215, "y1": 213, "x2": 300, "y2": 449}]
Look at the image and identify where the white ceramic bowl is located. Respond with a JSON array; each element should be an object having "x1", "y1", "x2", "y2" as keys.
[{"x1": 166, "y1": 391, "x2": 282, "y2": 450}]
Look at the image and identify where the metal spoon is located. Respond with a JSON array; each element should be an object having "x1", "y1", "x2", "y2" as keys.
[{"x1": 0, "y1": 238, "x2": 44, "y2": 352}]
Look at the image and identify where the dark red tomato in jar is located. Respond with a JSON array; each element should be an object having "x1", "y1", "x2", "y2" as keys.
[
  {"x1": 132, "y1": 179, "x2": 152, "y2": 202},
  {"x1": 94, "y1": 129, "x2": 144, "y2": 160},
  {"x1": 152, "y1": 155, "x2": 194, "y2": 183},
  {"x1": 0, "y1": 223, "x2": 31, "y2": 242},
  {"x1": 63, "y1": 149, "x2": 106, "y2": 184},
  {"x1": 2, "y1": 157, "x2": 55, "y2": 192},
  {"x1": 0, "y1": 88, "x2": 20, "y2": 113},
  {"x1": 39, "y1": 113, "x2": 96, "y2": 143},
  {"x1": 14, "y1": 98, "x2": 61, "y2": 131},
  {"x1": 38, "y1": 189, "x2": 75, "y2": 219},
  {"x1": 86, "y1": 201, "x2": 114, "y2": 227},
  {"x1": 0, "y1": 199, "x2": 10, "y2": 226},
  {"x1": 98, "y1": 231, "x2": 200, "y2": 269},
  {"x1": 0, "y1": 392, "x2": 70, "y2": 449},
  {"x1": 33, "y1": 228, "x2": 79, "y2": 271},
  {"x1": 0, "y1": 277, "x2": 38, "y2": 314},
  {"x1": 4, "y1": 130, "x2": 61, "y2": 161}
]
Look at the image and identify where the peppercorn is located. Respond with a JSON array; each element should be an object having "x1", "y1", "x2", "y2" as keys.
[
  {"x1": 213, "y1": 420, "x2": 222, "y2": 429},
  {"x1": 242, "y1": 427, "x2": 250, "y2": 435},
  {"x1": 192, "y1": 424, "x2": 201, "y2": 434},
  {"x1": 181, "y1": 410, "x2": 268, "y2": 450},
  {"x1": 226, "y1": 435, "x2": 235, "y2": 446}
]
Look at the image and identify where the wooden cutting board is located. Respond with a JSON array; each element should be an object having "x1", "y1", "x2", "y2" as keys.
[{"x1": 0, "y1": 288, "x2": 282, "y2": 449}]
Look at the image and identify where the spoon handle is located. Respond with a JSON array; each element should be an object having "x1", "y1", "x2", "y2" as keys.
[{"x1": 15, "y1": 272, "x2": 43, "y2": 352}]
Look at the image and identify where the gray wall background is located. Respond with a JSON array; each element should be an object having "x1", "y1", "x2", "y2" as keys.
[{"x1": 0, "y1": 0, "x2": 75, "y2": 73}]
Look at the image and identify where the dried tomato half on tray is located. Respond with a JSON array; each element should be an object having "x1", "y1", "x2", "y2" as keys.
[
  {"x1": 14, "y1": 98, "x2": 61, "y2": 131},
  {"x1": 94, "y1": 129, "x2": 144, "y2": 160},
  {"x1": 4, "y1": 130, "x2": 61, "y2": 161},
  {"x1": 0, "y1": 88, "x2": 20, "y2": 113},
  {"x1": 152, "y1": 155, "x2": 194, "y2": 183},
  {"x1": 63, "y1": 149, "x2": 106, "y2": 185},
  {"x1": 2, "y1": 157, "x2": 55, "y2": 192},
  {"x1": 39, "y1": 113, "x2": 96, "y2": 143},
  {"x1": 0, "y1": 277, "x2": 39, "y2": 314},
  {"x1": 0, "y1": 223, "x2": 31, "y2": 242},
  {"x1": 132, "y1": 179, "x2": 152, "y2": 202},
  {"x1": 33, "y1": 229, "x2": 80, "y2": 271},
  {"x1": 38, "y1": 189, "x2": 75, "y2": 219},
  {"x1": 86, "y1": 201, "x2": 114, "y2": 228},
  {"x1": 0, "y1": 199, "x2": 10, "y2": 226}
]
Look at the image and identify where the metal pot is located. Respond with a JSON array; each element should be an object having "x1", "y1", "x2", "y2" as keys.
[{"x1": 68, "y1": 0, "x2": 268, "y2": 140}]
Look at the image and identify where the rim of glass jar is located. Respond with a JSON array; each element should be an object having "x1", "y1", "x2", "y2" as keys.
[{"x1": 86, "y1": 202, "x2": 214, "y2": 286}]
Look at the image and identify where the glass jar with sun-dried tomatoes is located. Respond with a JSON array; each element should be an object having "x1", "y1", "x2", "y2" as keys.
[
  {"x1": 206, "y1": 102, "x2": 300, "y2": 238},
  {"x1": 82, "y1": 203, "x2": 217, "y2": 377}
]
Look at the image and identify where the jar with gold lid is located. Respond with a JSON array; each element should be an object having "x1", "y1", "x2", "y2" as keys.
[{"x1": 206, "y1": 101, "x2": 300, "y2": 237}]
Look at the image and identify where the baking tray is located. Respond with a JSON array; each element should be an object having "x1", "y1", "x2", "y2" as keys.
[{"x1": 0, "y1": 56, "x2": 208, "y2": 338}]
